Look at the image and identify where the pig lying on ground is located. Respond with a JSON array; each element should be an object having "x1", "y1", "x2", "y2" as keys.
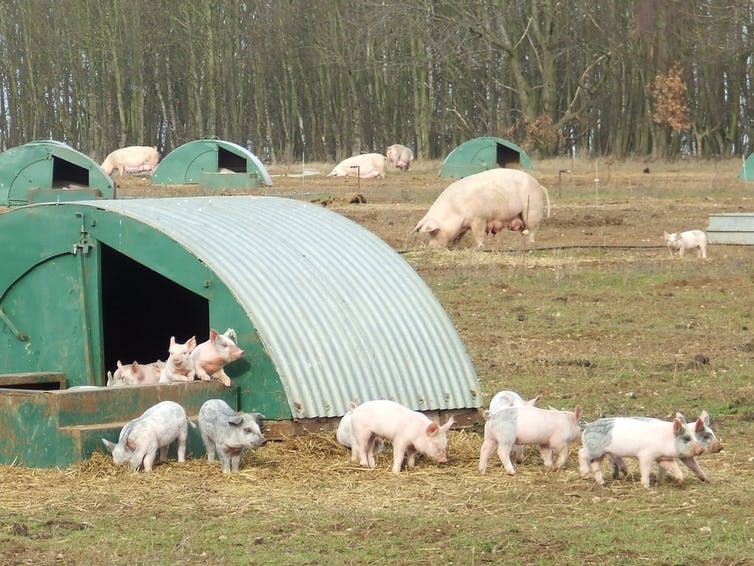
[
  {"x1": 386, "y1": 144, "x2": 414, "y2": 170},
  {"x1": 336, "y1": 401, "x2": 385, "y2": 454},
  {"x1": 101, "y1": 401, "x2": 192, "y2": 472},
  {"x1": 107, "y1": 360, "x2": 164, "y2": 386},
  {"x1": 609, "y1": 410, "x2": 722, "y2": 483},
  {"x1": 578, "y1": 416, "x2": 704, "y2": 488},
  {"x1": 191, "y1": 328, "x2": 243, "y2": 387},
  {"x1": 663, "y1": 229, "x2": 707, "y2": 258},
  {"x1": 198, "y1": 399, "x2": 266, "y2": 473},
  {"x1": 413, "y1": 168, "x2": 551, "y2": 247},
  {"x1": 328, "y1": 153, "x2": 387, "y2": 179},
  {"x1": 101, "y1": 146, "x2": 160, "y2": 176},
  {"x1": 487, "y1": 390, "x2": 541, "y2": 463},
  {"x1": 349, "y1": 400, "x2": 454, "y2": 474},
  {"x1": 478, "y1": 405, "x2": 582, "y2": 475},
  {"x1": 159, "y1": 336, "x2": 197, "y2": 383}
]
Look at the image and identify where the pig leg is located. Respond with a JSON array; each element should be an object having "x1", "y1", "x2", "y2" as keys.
[
  {"x1": 512, "y1": 444, "x2": 524, "y2": 464},
  {"x1": 470, "y1": 218, "x2": 488, "y2": 248},
  {"x1": 638, "y1": 456, "x2": 659, "y2": 487},
  {"x1": 657, "y1": 458, "x2": 685, "y2": 485},
  {"x1": 391, "y1": 442, "x2": 408, "y2": 474},
  {"x1": 218, "y1": 450, "x2": 233, "y2": 473},
  {"x1": 538, "y1": 445, "x2": 554, "y2": 467},
  {"x1": 177, "y1": 430, "x2": 187, "y2": 463},
  {"x1": 478, "y1": 438, "x2": 498, "y2": 474},
  {"x1": 553, "y1": 444, "x2": 569, "y2": 470},
  {"x1": 406, "y1": 447, "x2": 417, "y2": 468},
  {"x1": 679, "y1": 456, "x2": 709, "y2": 482},
  {"x1": 195, "y1": 367, "x2": 213, "y2": 382},
  {"x1": 214, "y1": 369, "x2": 232, "y2": 387},
  {"x1": 158, "y1": 445, "x2": 169, "y2": 463},
  {"x1": 496, "y1": 443, "x2": 516, "y2": 475},
  {"x1": 201, "y1": 430, "x2": 217, "y2": 462},
  {"x1": 578, "y1": 447, "x2": 591, "y2": 478},
  {"x1": 586, "y1": 455, "x2": 606, "y2": 485},
  {"x1": 609, "y1": 455, "x2": 629, "y2": 478}
]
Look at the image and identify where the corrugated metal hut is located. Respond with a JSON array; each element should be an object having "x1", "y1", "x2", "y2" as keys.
[
  {"x1": 0, "y1": 140, "x2": 115, "y2": 206},
  {"x1": 439, "y1": 136, "x2": 533, "y2": 178},
  {"x1": 707, "y1": 213, "x2": 754, "y2": 245},
  {"x1": 151, "y1": 139, "x2": 272, "y2": 188},
  {"x1": 0, "y1": 196, "x2": 480, "y2": 467}
]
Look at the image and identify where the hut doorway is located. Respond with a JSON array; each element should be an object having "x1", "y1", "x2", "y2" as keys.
[{"x1": 100, "y1": 244, "x2": 210, "y2": 376}]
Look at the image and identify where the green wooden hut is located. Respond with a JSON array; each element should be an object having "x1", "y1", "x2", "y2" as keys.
[
  {"x1": 0, "y1": 196, "x2": 480, "y2": 467},
  {"x1": 439, "y1": 136, "x2": 533, "y2": 178},
  {"x1": 0, "y1": 140, "x2": 115, "y2": 206},
  {"x1": 151, "y1": 139, "x2": 272, "y2": 188}
]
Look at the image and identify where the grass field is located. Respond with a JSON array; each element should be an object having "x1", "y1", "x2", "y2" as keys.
[{"x1": 2, "y1": 158, "x2": 753, "y2": 565}]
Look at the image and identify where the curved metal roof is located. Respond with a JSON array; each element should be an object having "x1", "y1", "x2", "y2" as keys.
[{"x1": 72, "y1": 196, "x2": 480, "y2": 418}]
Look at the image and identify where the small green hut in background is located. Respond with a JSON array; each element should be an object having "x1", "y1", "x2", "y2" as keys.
[{"x1": 439, "y1": 136, "x2": 532, "y2": 179}]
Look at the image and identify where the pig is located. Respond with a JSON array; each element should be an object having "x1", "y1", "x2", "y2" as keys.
[
  {"x1": 101, "y1": 400, "x2": 192, "y2": 472},
  {"x1": 101, "y1": 146, "x2": 160, "y2": 176},
  {"x1": 663, "y1": 229, "x2": 707, "y2": 258},
  {"x1": 191, "y1": 328, "x2": 244, "y2": 387},
  {"x1": 159, "y1": 335, "x2": 197, "y2": 383},
  {"x1": 349, "y1": 399, "x2": 454, "y2": 474},
  {"x1": 327, "y1": 153, "x2": 387, "y2": 179},
  {"x1": 413, "y1": 168, "x2": 551, "y2": 247},
  {"x1": 578, "y1": 416, "x2": 704, "y2": 488},
  {"x1": 478, "y1": 405, "x2": 583, "y2": 475},
  {"x1": 487, "y1": 390, "x2": 541, "y2": 463},
  {"x1": 106, "y1": 359, "x2": 164, "y2": 386},
  {"x1": 609, "y1": 411, "x2": 722, "y2": 483},
  {"x1": 198, "y1": 399, "x2": 266, "y2": 473},
  {"x1": 386, "y1": 144, "x2": 414, "y2": 170},
  {"x1": 336, "y1": 401, "x2": 384, "y2": 454}
]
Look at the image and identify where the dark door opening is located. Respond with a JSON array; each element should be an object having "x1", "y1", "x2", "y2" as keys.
[
  {"x1": 52, "y1": 156, "x2": 90, "y2": 187},
  {"x1": 100, "y1": 245, "x2": 210, "y2": 377},
  {"x1": 496, "y1": 144, "x2": 520, "y2": 169},
  {"x1": 217, "y1": 147, "x2": 247, "y2": 172}
]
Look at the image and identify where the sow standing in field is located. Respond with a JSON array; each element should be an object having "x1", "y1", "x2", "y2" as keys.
[
  {"x1": 413, "y1": 168, "x2": 551, "y2": 247},
  {"x1": 101, "y1": 146, "x2": 160, "y2": 176}
]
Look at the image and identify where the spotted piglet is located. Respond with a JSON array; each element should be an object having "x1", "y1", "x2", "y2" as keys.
[{"x1": 579, "y1": 416, "x2": 703, "y2": 488}]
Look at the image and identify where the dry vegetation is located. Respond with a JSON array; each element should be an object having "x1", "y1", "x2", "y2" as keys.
[{"x1": 2, "y1": 158, "x2": 754, "y2": 565}]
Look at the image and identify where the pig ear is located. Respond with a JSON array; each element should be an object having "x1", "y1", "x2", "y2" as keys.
[
  {"x1": 187, "y1": 336, "x2": 197, "y2": 351},
  {"x1": 169, "y1": 336, "x2": 176, "y2": 347},
  {"x1": 426, "y1": 422, "x2": 440, "y2": 436},
  {"x1": 672, "y1": 418, "x2": 683, "y2": 435},
  {"x1": 228, "y1": 415, "x2": 244, "y2": 427},
  {"x1": 675, "y1": 412, "x2": 687, "y2": 424},
  {"x1": 132, "y1": 361, "x2": 140, "y2": 371},
  {"x1": 441, "y1": 416, "x2": 455, "y2": 431},
  {"x1": 574, "y1": 406, "x2": 582, "y2": 420},
  {"x1": 700, "y1": 410, "x2": 711, "y2": 425},
  {"x1": 422, "y1": 220, "x2": 440, "y2": 234},
  {"x1": 209, "y1": 329, "x2": 219, "y2": 342},
  {"x1": 528, "y1": 395, "x2": 541, "y2": 406},
  {"x1": 695, "y1": 417, "x2": 705, "y2": 432},
  {"x1": 117, "y1": 360, "x2": 123, "y2": 369},
  {"x1": 125, "y1": 437, "x2": 136, "y2": 451},
  {"x1": 102, "y1": 438, "x2": 115, "y2": 453}
]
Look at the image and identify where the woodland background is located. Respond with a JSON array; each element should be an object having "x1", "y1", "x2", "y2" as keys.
[{"x1": 0, "y1": 0, "x2": 752, "y2": 163}]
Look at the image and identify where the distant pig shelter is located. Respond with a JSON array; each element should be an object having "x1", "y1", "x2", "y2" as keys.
[{"x1": 0, "y1": 196, "x2": 481, "y2": 467}]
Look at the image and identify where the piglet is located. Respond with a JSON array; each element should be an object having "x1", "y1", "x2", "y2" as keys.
[
  {"x1": 159, "y1": 336, "x2": 197, "y2": 383},
  {"x1": 663, "y1": 229, "x2": 707, "y2": 258},
  {"x1": 101, "y1": 400, "x2": 192, "y2": 472},
  {"x1": 191, "y1": 328, "x2": 244, "y2": 387},
  {"x1": 349, "y1": 399, "x2": 454, "y2": 474},
  {"x1": 609, "y1": 410, "x2": 722, "y2": 483},
  {"x1": 578, "y1": 416, "x2": 703, "y2": 488},
  {"x1": 107, "y1": 359, "x2": 164, "y2": 386},
  {"x1": 336, "y1": 401, "x2": 384, "y2": 454},
  {"x1": 198, "y1": 399, "x2": 266, "y2": 472},
  {"x1": 478, "y1": 405, "x2": 582, "y2": 475},
  {"x1": 487, "y1": 390, "x2": 541, "y2": 464}
]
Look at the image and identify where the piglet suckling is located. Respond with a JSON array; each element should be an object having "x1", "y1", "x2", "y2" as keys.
[{"x1": 191, "y1": 328, "x2": 244, "y2": 387}]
